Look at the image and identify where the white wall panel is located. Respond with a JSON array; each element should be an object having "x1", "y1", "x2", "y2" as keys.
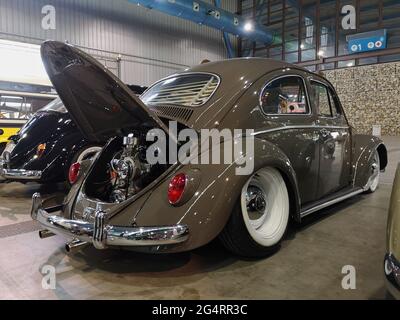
[{"x1": 0, "y1": 0, "x2": 237, "y2": 86}]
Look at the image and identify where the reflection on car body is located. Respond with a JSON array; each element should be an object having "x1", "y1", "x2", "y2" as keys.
[{"x1": 31, "y1": 41, "x2": 387, "y2": 258}]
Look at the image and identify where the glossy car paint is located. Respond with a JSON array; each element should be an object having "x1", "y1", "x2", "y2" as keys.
[
  {"x1": 37, "y1": 42, "x2": 387, "y2": 253},
  {"x1": 40, "y1": 41, "x2": 168, "y2": 143},
  {"x1": 0, "y1": 120, "x2": 26, "y2": 153},
  {"x1": 1, "y1": 84, "x2": 147, "y2": 184},
  {"x1": 386, "y1": 164, "x2": 400, "y2": 298},
  {"x1": 4, "y1": 110, "x2": 88, "y2": 183}
]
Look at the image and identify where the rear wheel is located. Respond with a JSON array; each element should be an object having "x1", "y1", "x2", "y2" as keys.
[
  {"x1": 364, "y1": 150, "x2": 380, "y2": 194},
  {"x1": 220, "y1": 168, "x2": 290, "y2": 258}
]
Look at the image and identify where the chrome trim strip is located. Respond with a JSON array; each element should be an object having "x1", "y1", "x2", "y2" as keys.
[
  {"x1": 31, "y1": 193, "x2": 189, "y2": 249},
  {"x1": 300, "y1": 188, "x2": 363, "y2": 218},
  {"x1": 252, "y1": 125, "x2": 349, "y2": 136}
]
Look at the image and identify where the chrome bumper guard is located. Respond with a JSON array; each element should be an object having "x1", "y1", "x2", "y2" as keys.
[
  {"x1": 31, "y1": 193, "x2": 189, "y2": 250},
  {"x1": 0, "y1": 158, "x2": 42, "y2": 181}
]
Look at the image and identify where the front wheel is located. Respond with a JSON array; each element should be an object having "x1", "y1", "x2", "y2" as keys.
[
  {"x1": 220, "y1": 168, "x2": 290, "y2": 258},
  {"x1": 364, "y1": 150, "x2": 380, "y2": 194}
]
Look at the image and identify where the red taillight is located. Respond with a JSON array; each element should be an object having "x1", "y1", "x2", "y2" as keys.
[
  {"x1": 168, "y1": 173, "x2": 187, "y2": 205},
  {"x1": 36, "y1": 143, "x2": 46, "y2": 158},
  {"x1": 68, "y1": 162, "x2": 81, "y2": 185}
]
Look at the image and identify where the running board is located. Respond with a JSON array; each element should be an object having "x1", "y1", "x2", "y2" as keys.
[{"x1": 300, "y1": 188, "x2": 364, "y2": 218}]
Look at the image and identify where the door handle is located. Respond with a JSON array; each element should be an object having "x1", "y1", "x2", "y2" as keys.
[{"x1": 320, "y1": 128, "x2": 330, "y2": 138}]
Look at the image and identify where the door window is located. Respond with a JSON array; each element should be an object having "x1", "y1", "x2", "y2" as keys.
[
  {"x1": 260, "y1": 76, "x2": 309, "y2": 115},
  {"x1": 311, "y1": 81, "x2": 341, "y2": 117}
]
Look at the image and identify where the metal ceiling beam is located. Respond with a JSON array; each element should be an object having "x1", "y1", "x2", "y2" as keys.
[
  {"x1": 214, "y1": 0, "x2": 235, "y2": 58},
  {"x1": 128, "y1": 0, "x2": 275, "y2": 45}
]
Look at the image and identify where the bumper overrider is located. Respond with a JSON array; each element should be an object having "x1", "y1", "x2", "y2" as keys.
[
  {"x1": 0, "y1": 157, "x2": 42, "y2": 181},
  {"x1": 385, "y1": 254, "x2": 400, "y2": 299},
  {"x1": 31, "y1": 193, "x2": 189, "y2": 251}
]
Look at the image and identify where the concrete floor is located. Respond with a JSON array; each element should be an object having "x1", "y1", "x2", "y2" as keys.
[{"x1": 0, "y1": 136, "x2": 398, "y2": 300}]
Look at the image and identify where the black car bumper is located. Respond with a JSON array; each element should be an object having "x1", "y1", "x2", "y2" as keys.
[{"x1": 385, "y1": 254, "x2": 400, "y2": 300}]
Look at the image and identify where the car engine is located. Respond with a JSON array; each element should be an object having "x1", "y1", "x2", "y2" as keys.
[{"x1": 108, "y1": 134, "x2": 152, "y2": 203}]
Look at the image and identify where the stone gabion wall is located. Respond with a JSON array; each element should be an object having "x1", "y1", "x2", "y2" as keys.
[{"x1": 323, "y1": 62, "x2": 400, "y2": 136}]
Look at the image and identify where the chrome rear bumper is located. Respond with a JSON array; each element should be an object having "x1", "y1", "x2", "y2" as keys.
[
  {"x1": 0, "y1": 158, "x2": 42, "y2": 181},
  {"x1": 31, "y1": 193, "x2": 189, "y2": 250}
]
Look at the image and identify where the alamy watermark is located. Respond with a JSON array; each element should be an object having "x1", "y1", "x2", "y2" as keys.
[
  {"x1": 145, "y1": 122, "x2": 255, "y2": 176},
  {"x1": 341, "y1": 265, "x2": 356, "y2": 290},
  {"x1": 41, "y1": 265, "x2": 56, "y2": 290}
]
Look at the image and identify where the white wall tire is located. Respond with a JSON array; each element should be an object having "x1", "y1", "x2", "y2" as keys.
[
  {"x1": 220, "y1": 168, "x2": 290, "y2": 258},
  {"x1": 365, "y1": 151, "x2": 380, "y2": 194}
]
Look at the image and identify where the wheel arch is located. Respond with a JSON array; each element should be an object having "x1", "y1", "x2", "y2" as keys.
[
  {"x1": 353, "y1": 135, "x2": 387, "y2": 189},
  {"x1": 377, "y1": 143, "x2": 388, "y2": 171}
]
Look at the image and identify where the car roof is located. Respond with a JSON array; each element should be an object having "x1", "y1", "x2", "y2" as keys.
[{"x1": 180, "y1": 58, "x2": 311, "y2": 83}]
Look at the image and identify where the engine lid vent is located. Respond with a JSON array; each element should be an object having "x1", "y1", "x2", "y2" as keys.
[
  {"x1": 142, "y1": 74, "x2": 220, "y2": 107},
  {"x1": 150, "y1": 105, "x2": 194, "y2": 122}
]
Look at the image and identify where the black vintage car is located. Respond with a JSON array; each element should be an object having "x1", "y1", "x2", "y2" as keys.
[{"x1": 0, "y1": 85, "x2": 146, "y2": 184}]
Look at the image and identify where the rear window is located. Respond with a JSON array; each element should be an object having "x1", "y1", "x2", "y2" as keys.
[
  {"x1": 39, "y1": 98, "x2": 67, "y2": 113},
  {"x1": 141, "y1": 73, "x2": 219, "y2": 107}
]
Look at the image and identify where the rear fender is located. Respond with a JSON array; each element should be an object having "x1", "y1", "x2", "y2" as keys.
[
  {"x1": 353, "y1": 135, "x2": 387, "y2": 189},
  {"x1": 131, "y1": 137, "x2": 300, "y2": 251}
]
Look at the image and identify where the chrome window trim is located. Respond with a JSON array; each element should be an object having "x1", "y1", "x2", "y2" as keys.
[
  {"x1": 252, "y1": 124, "x2": 349, "y2": 136},
  {"x1": 259, "y1": 74, "x2": 313, "y2": 117},
  {"x1": 140, "y1": 72, "x2": 221, "y2": 108}
]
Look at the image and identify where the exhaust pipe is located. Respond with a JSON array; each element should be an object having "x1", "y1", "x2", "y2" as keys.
[
  {"x1": 39, "y1": 229, "x2": 55, "y2": 239},
  {"x1": 65, "y1": 239, "x2": 88, "y2": 253}
]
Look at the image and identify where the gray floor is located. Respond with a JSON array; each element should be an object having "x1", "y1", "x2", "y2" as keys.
[{"x1": 0, "y1": 136, "x2": 399, "y2": 300}]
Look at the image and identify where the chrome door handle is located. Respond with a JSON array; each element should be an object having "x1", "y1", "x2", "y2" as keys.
[{"x1": 320, "y1": 128, "x2": 330, "y2": 138}]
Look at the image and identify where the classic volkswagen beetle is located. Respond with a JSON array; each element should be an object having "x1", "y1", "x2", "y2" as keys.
[
  {"x1": 0, "y1": 86, "x2": 146, "y2": 184},
  {"x1": 31, "y1": 41, "x2": 387, "y2": 257},
  {"x1": 385, "y1": 163, "x2": 400, "y2": 299}
]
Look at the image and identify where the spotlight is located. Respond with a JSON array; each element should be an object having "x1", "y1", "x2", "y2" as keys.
[{"x1": 244, "y1": 22, "x2": 254, "y2": 32}]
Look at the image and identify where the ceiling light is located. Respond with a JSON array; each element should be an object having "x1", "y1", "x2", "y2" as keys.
[
  {"x1": 244, "y1": 22, "x2": 254, "y2": 32},
  {"x1": 318, "y1": 50, "x2": 325, "y2": 57}
]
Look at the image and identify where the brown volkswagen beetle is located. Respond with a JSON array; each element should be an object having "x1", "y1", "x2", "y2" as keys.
[{"x1": 31, "y1": 41, "x2": 387, "y2": 258}]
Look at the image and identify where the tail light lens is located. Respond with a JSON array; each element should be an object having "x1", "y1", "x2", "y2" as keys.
[
  {"x1": 68, "y1": 162, "x2": 81, "y2": 185},
  {"x1": 36, "y1": 143, "x2": 46, "y2": 158},
  {"x1": 168, "y1": 173, "x2": 187, "y2": 205}
]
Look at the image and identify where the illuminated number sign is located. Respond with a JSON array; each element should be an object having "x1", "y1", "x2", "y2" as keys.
[{"x1": 347, "y1": 29, "x2": 387, "y2": 54}]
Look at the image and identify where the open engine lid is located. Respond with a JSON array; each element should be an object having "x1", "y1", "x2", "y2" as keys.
[{"x1": 40, "y1": 41, "x2": 170, "y2": 143}]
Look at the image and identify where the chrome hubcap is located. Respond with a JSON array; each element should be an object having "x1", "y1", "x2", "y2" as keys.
[{"x1": 246, "y1": 185, "x2": 268, "y2": 229}]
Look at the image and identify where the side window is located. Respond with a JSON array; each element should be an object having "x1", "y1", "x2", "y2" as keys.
[
  {"x1": 311, "y1": 82, "x2": 332, "y2": 117},
  {"x1": 260, "y1": 76, "x2": 309, "y2": 115}
]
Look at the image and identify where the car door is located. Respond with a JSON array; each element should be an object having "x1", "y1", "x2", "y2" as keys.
[
  {"x1": 309, "y1": 78, "x2": 352, "y2": 199},
  {"x1": 256, "y1": 71, "x2": 321, "y2": 205}
]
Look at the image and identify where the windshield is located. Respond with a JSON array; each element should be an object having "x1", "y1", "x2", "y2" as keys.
[
  {"x1": 39, "y1": 97, "x2": 67, "y2": 113},
  {"x1": 141, "y1": 73, "x2": 220, "y2": 107}
]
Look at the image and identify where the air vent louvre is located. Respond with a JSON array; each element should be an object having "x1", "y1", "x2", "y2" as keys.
[
  {"x1": 143, "y1": 75, "x2": 219, "y2": 107},
  {"x1": 150, "y1": 105, "x2": 194, "y2": 122}
]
